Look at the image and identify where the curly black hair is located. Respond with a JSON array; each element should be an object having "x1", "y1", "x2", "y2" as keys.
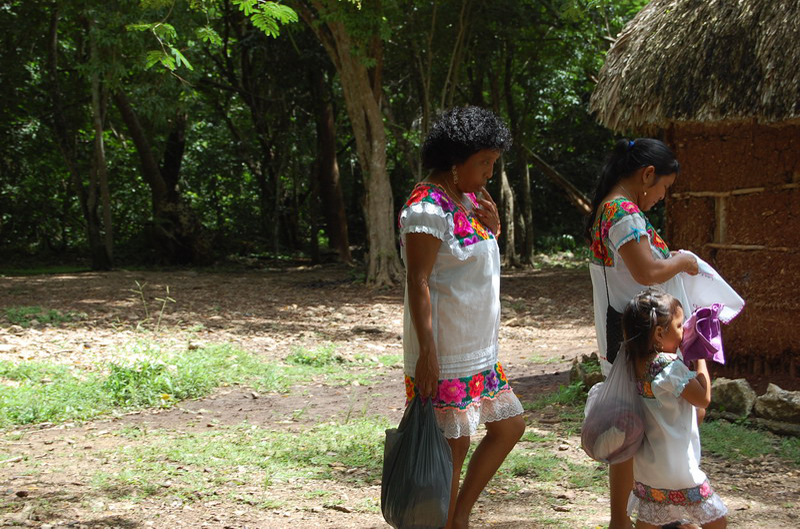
[{"x1": 421, "y1": 106, "x2": 513, "y2": 171}]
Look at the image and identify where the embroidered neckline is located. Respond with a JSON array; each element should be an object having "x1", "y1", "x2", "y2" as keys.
[
  {"x1": 400, "y1": 182, "x2": 494, "y2": 248},
  {"x1": 637, "y1": 353, "x2": 676, "y2": 398}
]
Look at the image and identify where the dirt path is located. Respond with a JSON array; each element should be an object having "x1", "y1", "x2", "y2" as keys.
[{"x1": 1, "y1": 265, "x2": 798, "y2": 528}]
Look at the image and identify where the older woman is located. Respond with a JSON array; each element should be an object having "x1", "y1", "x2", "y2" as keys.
[
  {"x1": 399, "y1": 106, "x2": 525, "y2": 529},
  {"x1": 585, "y1": 138, "x2": 699, "y2": 529}
]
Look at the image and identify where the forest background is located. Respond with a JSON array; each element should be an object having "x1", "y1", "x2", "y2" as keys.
[{"x1": 0, "y1": 0, "x2": 651, "y2": 282}]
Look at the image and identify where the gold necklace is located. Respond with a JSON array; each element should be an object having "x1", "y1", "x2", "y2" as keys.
[{"x1": 617, "y1": 183, "x2": 635, "y2": 202}]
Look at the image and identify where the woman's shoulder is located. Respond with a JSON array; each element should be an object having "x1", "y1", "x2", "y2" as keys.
[
  {"x1": 402, "y1": 182, "x2": 458, "y2": 214},
  {"x1": 600, "y1": 197, "x2": 644, "y2": 225}
]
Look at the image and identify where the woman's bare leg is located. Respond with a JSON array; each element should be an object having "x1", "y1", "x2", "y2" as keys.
[
  {"x1": 444, "y1": 435, "x2": 470, "y2": 529},
  {"x1": 449, "y1": 414, "x2": 525, "y2": 528},
  {"x1": 609, "y1": 458, "x2": 635, "y2": 529}
]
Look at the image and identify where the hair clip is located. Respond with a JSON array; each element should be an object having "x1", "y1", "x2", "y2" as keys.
[{"x1": 628, "y1": 140, "x2": 635, "y2": 149}]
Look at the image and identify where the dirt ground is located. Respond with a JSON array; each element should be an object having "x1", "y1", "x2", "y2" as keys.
[{"x1": 0, "y1": 264, "x2": 798, "y2": 528}]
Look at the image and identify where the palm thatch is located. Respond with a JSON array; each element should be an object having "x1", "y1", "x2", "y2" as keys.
[{"x1": 590, "y1": 0, "x2": 800, "y2": 132}]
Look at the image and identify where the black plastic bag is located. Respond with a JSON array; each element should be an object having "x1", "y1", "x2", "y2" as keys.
[
  {"x1": 381, "y1": 397, "x2": 453, "y2": 529},
  {"x1": 606, "y1": 304, "x2": 624, "y2": 365}
]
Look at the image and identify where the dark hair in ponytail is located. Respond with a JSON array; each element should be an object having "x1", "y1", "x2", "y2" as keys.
[
  {"x1": 621, "y1": 288, "x2": 682, "y2": 371},
  {"x1": 583, "y1": 138, "x2": 680, "y2": 242}
]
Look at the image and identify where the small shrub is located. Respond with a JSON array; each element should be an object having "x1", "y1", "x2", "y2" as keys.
[{"x1": 286, "y1": 344, "x2": 341, "y2": 367}]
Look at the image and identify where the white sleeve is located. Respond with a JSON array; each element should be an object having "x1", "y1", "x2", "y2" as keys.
[
  {"x1": 653, "y1": 359, "x2": 697, "y2": 404},
  {"x1": 399, "y1": 201, "x2": 450, "y2": 243},
  {"x1": 607, "y1": 213, "x2": 649, "y2": 252}
]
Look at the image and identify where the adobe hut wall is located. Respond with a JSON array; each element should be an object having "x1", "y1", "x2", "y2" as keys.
[{"x1": 665, "y1": 122, "x2": 800, "y2": 379}]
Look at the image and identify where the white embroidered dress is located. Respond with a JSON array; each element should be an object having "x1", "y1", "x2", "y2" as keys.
[
  {"x1": 399, "y1": 183, "x2": 523, "y2": 438},
  {"x1": 628, "y1": 353, "x2": 727, "y2": 525}
]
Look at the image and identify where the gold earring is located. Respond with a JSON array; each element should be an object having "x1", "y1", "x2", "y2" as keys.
[{"x1": 451, "y1": 166, "x2": 459, "y2": 185}]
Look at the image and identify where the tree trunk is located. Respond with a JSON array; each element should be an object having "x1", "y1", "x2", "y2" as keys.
[
  {"x1": 490, "y1": 65, "x2": 518, "y2": 266},
  {"x1": 46, "y1": 7, "x2": 110, "y2": 270},
  {"x1": 311, "y1": 69, "x2": 352, "y2": 263},
  {"x1": 503, "y1": 49, "x2": 533, "y2": 264},
  {"x1": 89, "y1": 21, "x2": 113, "y2": 265},
  {"x1": 497, "y1": 156, "x2": 519, "y2": 267},
  {"x1": 518, "y1": 155, "x2": 534, "y2": 263},
  {"x1": 297, "y1": 2, "x2": 402, "y2": 286},
  {"x1": 112, "y1": 91, "x2": 210, "y2": 264}
]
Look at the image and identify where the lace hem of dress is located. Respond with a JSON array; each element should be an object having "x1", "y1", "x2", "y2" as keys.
[
  {"x1": 434, "y1": 389, "x2": 523, "y2": 439},
  {"x1": 628, "y1": 492, "x2": 727, "y2": 526},
  {"x1": 399, "y1": 201, "x2": 494, "y2": 261}
]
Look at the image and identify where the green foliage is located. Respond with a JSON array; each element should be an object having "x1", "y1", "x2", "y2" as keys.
[
  {"x1": 5, "y1": 306, "x2": 81, "y2": 327},
  {"x1": 232, "y1": 0, "x2": 298, "y2": 38}
]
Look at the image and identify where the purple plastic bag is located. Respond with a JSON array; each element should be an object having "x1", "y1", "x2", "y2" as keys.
[{"x1": 681, "y1": 303, "x2": 725, "y2": 364}]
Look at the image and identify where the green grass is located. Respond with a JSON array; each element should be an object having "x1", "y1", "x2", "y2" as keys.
[
  {"x1": 286, "y1": 344, "x2": 342, "y2": 366},
  {"x1": 5, "y1": 306, "x2": 83, "y2": 327},
  {"x1": 524, "y1": 382, "x2": 587, "y2": 411},
  {"x1": 497, "y1": 447, "x2": 606, "y2": 492},
  {"x1": 92, "y1": 416, "x2": 391, "y2": 503},
  {"x1": 701, "y1": 419, "x2": 800, "y2": 467},
  {"x1": 0, "y1": 343, "x2": 287, "y2": 427}
]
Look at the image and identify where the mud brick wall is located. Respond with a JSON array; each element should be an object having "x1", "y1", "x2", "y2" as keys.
[{"x1": 664, "y1": 122, "x2": 800, "y2": 377}]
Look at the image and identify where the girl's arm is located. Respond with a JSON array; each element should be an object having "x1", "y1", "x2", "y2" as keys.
[
  {"x1": 618, "y1": 238, "x2": 699, "y2": 285},
  {"x1": 680, "y1": 359, "x2": 712, "y2": 408},
  {"x1": 405, "y1": 232, "x2": 442, "y2": 399}
]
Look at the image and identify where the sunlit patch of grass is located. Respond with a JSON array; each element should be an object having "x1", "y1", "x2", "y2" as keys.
[
  {"x1": 92, "y1": 416, "x2": 391, "y2": 503},
  {"x1": 0, "y1": 343, "x2": 287, "y2": 427},
  {"x1": 285, "y1": 344, "x2": 341, "y2": 366}
]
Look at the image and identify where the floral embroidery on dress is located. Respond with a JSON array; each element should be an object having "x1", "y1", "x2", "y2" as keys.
[
  {"x1": 405, "y1": 363, "x2": 512, "y2": 410},
  {"x1": 634, "y1": 479, "x2": 715, "y2": 506},
  {"x1": 637, "y1": 353, "x2": 674, "y2": 398},
  {"x1": 400, "y1": 183, "x2": 494, "y2": 248},
  {"x1": 590, "y1": 198, "x2": 670, "y2": 265}
]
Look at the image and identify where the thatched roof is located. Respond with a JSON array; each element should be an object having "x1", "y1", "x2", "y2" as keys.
[{"x1": 590, "y1": 0, "x2": 800, "y2": 132}]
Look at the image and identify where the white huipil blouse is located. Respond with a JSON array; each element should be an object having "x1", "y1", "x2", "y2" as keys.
[
  {"x1": 588, "y1": 198, "x2": 691, "y2": 376},
  {"x1": 398, "y1": 183, "x2": 523, "y2": 438}
]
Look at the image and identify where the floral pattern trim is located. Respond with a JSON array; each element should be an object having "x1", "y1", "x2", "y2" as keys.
[
  {"x1": 405, "y1": 362, "x2": 511, "y2": 410},
  {"x1": 400, "y1": 183, "x2": 494, "y2": 249},
  {"x1": 637, "y1": 353, "x2": 674, "y2": 399},
  {"x1": 590, "y1": 198, "x2": 670, "y2": 266},
  {"x1": 634, "y1": 479, "x2": 715, "y2": 506}
]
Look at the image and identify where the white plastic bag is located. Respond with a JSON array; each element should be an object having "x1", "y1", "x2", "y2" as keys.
[{"x1": 581, "y1": 345, "x2": 645, "y2": 464}]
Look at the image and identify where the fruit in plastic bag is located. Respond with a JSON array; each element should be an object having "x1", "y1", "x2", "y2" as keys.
[
  {"x1": 581, "y1": 346, "x2": 645, "y2": 464},
  {"x1": 381, "y1": 397, "x2": 453, "y2": 529}
]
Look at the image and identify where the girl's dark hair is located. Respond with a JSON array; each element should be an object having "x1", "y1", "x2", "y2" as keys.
[
  {"x1": 583, "y1": 138, "x2": 680, "y2": 242},
  {"x1": 421, "y1": 106, "x2": 512, "y2": 172},
  {"x1": 621, "y1": 288, "x2": 683, "y2": 369}
]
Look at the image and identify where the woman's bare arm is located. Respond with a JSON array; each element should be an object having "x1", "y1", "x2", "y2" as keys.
[
  {"x1": 618, "y1": 238, "x2": 698, "y2": 285},
  {"x1": 405, "y1": 232, "x2": 442, "y2": 398}
]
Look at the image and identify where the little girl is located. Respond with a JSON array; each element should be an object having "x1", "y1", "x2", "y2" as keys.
[{"x1": 622, "y1": 288, "x2": 727, "y2": 528}]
